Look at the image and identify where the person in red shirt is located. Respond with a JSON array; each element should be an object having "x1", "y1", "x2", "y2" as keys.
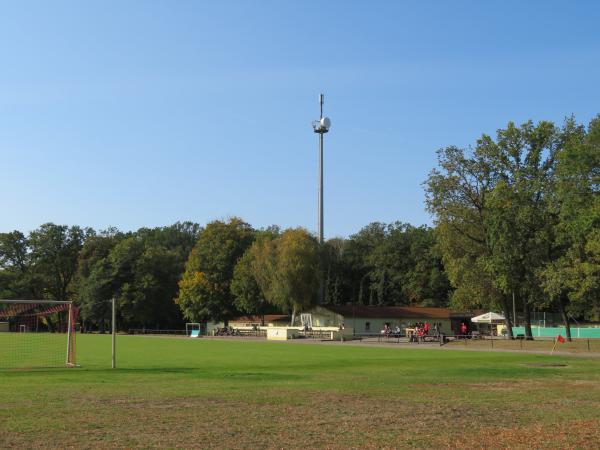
[{"x1": 460, "y1": 322, "x2": 468, "y2": 337}]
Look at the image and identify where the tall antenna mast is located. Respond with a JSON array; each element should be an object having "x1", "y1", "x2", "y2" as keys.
[
  {"x1": 312, "y1": 93, "x2": 331, "y2": 303},
  {"x1": 320, "y1": 93, "x2": 324, "y2": 119}
]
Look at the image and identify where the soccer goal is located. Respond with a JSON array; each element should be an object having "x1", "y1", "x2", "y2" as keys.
[
  {"x1": 186, "y1": 323, "x2": 201, "y2": 338},
  {"x1": 0, "y1": 300, "x2": 79, "y2": 369}
]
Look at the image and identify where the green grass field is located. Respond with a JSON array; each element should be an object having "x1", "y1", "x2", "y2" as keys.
[{"x1": 2, "y1": 335, "x2": 600, "y2": 449}]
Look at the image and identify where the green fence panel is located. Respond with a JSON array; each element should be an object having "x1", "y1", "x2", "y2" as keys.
[{"x1": 511, "y1": 326, "x2": 600, "y2": 338}]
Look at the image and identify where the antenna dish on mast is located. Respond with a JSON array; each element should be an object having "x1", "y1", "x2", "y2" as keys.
[{"x1": 312, "y1": 93, "x2": 330, "y2": 133}]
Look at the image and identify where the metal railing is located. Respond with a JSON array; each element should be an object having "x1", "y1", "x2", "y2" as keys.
[
  {"x1": 128, "y1": 329, "x2": 187, "y2": 335},
  {"x1": 354, "y1": 332, "x2": 600, "y2": 353}
]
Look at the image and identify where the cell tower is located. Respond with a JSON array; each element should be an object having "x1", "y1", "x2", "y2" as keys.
[{"x1": 311, "y1": 93, "x2": 331, "y2": 245}]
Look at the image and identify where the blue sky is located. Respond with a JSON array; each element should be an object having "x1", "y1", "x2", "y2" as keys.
[{"x1": 1, "y1": 1, "x2": 599, "y2": 238}]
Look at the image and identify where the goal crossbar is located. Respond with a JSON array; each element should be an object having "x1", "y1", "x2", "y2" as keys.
[
  {"x1": 0, "y1": 299, "x2": 79, "y2": 369},
  {"x1": 0, "y1": 299, "x2": 73, "y2": 304}
]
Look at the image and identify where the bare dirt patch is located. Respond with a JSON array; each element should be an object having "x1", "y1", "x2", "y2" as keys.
[{"x1": 3, "y1": 388, "x2": 600, "y2": 449}]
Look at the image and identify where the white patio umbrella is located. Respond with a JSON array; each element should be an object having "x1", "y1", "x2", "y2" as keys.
[
  {"x1": 471, "y1": 312, "x2": 506, "y2": 337},
  {"x1": 471, "y1": 312, "x2": 506, "y2": 324}
]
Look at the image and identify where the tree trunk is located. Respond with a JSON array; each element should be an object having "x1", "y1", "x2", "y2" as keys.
[
  {"x1": 290, "y1": 305, "x2": 296, "y2": 327},
  {"x1": 358, "y1": 276, "x2": 366, "y2": 305},
  {"x1": 46, "y1": 315, "x2": 55, "y2": 333},
  {"x1": 523, "y1": 301, "x2": 533, "y2": 340},
  {"x1": 558, "y1": 294, "x2": 572, "y2": 342},
  {"x1": 499, "y1": 295, "x2": 514, "y2": 339}
]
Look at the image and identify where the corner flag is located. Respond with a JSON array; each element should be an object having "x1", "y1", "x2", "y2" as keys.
[{"x1": 551, "y1": 335, "x2": 566, "y2": 354}]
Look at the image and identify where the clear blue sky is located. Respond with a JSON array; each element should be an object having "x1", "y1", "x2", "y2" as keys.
[{"x1": 2, "y1": 1, "x2": 599, "y2": 238}]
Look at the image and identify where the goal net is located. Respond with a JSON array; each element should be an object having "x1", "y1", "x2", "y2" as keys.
[{"x1": 0, "y1": 300, "x2": 79, "y2": 369}]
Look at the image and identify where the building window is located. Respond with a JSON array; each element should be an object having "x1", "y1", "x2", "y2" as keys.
[{"x1": 365, "y1": 322, "x2": 370, "y2": 332}]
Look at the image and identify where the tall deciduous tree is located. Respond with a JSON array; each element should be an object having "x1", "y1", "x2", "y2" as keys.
[
  {"x1": 230, "y1": 252, "x2": 267, "y2": 323},
  {"x1": 322, "y1": 238, "x2": 349, "y2": 305},
  {"x1": 230, "y1": 226, "x2": 281, "y2": 322},
  {"x1": 77, "y1": 223, "x2": 200, "y2": 330},
  {"x1": 343, "y1": 222, "x2": 450, "y2": 307},
  {"x1": 540, "y1": 117, "x2": 600, "y2": 337},
  {"x1": 28, "y1": 223, "x2": 93, "y2": 302},
  {"x1": 425, "y1": 140, "x2": 513, "y2": 336},
  {"x1": 251, "y1": 228, "x2": 320, "y2": 325},
  {"x1": 426, "y1": 119, "x2": 588, "y2": 339},
  {"x1": 0, "y1": 231, "x2": 41, "y2": 299},
  {"x1": 176, "y1": 218, "x2": 254, "y2": 323},
  {"x1": 482, "y1": 120, "x2": 563, "y2": 339},
  {"x1": 76, "y1": 228, "x2": 125, "y2": 331}
]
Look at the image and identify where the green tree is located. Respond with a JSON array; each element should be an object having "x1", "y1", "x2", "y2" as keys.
[
  {"x1": 176, "y1": 218, "x2": 254, "y2": 323},
  {"x1": 426, "y1": 118, "x2": 591, "y2": 339},
  {"x1": 425, "y1": 141, "x2": 514, "y2": 336},
  {"x1": 28, "y1": 223, "x2": 93, "y2": 302},
  {"x1": 251, "y1": 228, "x2": 320, "y2": 325},
  {"x1": 343, "y1": 222, "x2": 450, "y2": 307},
  {"x1": 231, "y1": 249, "x2": 268, "y2": 322},
  {"x1": 344, "y1": 223, "x2": 386, "y2": 302},
  {"x1": 377, "y1": 268, "x2": 390, "y2": 306},
  {"x1": 77, "y1": 223, "x2": 199, "y2": 331},
  {"x1": 76, "y1": 228, "x2": 125, "y2": 331},
  {"x1": 540, "y1": 117, "x2": 600, "y2": 337},
  {"x1": 322, "y1": 238, "x2": 349, "y2": 305},
  {"x1": 0, "y1": 231, "x2": 41, "y2": 299},
  {"x1": 230, "y1": 226, "x2": 281, "y2": 321},
  {"x1": 482, "y1": 120, "x2": 563, "y2": 339}
]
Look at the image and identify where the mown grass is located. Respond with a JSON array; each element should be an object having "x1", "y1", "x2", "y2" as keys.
[{"x1": 2, "y1": 335, "x2": 600, "y2": 449}]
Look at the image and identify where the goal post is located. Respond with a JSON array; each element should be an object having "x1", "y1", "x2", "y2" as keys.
[{"x1": 0, "y1": 299, "x2": 79, "y2": 369}]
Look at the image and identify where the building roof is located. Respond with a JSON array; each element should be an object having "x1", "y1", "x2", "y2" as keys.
[
  {"x1": 230, "y1": 314, "x2": 289, "y2": 323},
  {"x1": 320, "y1": 305, "x2": 473, "y2": 320}
]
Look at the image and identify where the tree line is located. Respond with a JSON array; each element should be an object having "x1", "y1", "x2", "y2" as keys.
[
  {"x1": 1, "y1": 116, "x2": 597, "y2": 338},
  {"x1": 0, "y1": 219, "x2": 449, "y2": 331},
  {"x1": 425, "y1": 116, "x2": 599, "y2": 339}
]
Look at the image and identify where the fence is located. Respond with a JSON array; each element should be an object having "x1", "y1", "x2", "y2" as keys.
[
  {"x1": 354, "y1": 332, "x2": 600, "y2": 353},
  {"x1": 447, "y1": 335, "x2": 600, "y2": 353},
  {"x1": 298, "y1": 329, "x2": 338, "y2": 340},
  {"x1": 128, "y1": 329, "x2": 186, "y2": 335},
  {"x1": 512, "y1": 326, "x2": 600, "y2": 339}
]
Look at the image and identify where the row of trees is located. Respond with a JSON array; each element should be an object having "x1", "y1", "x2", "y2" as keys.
[
  {"x1": 425, "y1": 116, "x2": 599, "y2": 339},
  {"x1": 2, "y1": 115, "x2": 596, "y2": 337},
  {"x1": 0, "y1": 219, "x2": 449, "y2": 330},
  {"x1": 0, "y1": 222, "x2": 200, "y2": 330}
]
